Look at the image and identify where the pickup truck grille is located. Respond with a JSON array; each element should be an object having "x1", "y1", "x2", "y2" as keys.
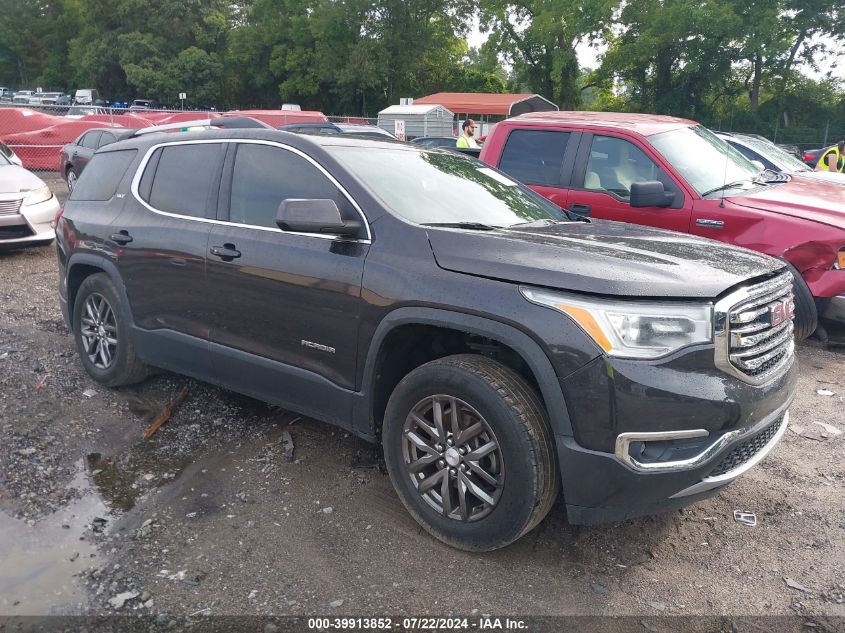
[
  {"x1": 0, "y1": 198, "x2": 23, "y2": 216},
  {"x1": 715, "y1": 272, "x2": 795, "y2": 384}
]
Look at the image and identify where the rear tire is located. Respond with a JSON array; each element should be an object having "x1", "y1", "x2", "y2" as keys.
[
  {"x1": 66, "y1": 166, "x2": 79, "y2": 192},
  {"x1": 784, "y1": 262, "x2": 817, "y2": 341},
  {"x1": 382, "y1": 354, "x2": 559, "y2": 551},
  {"x1": 72, "y1": 273, "x2": 148, "y2": 387}
]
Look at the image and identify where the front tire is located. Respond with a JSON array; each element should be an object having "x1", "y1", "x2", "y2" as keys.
[
  {"x1": 784, "y1": 262, "x2": 817, "y2": 341},
  {"x1": 382, "y1": 354, "x2": 559, "y2": 551},
  {"x1": 72, "y1": 273, "x2": 148, "y2": 386}
]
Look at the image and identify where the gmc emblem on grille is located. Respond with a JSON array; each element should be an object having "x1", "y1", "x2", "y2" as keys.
[{"x1": 769, "y1": 297, "x2": 795, "y2": 326}]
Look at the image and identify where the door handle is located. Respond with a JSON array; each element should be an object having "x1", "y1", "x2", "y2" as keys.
[
  {"x1": 696, "y1": 219, "x2": 724, "y2": 229},
  {"x1": 210, "y1": 243, "x2": 241, "y2": 260},
  {"x1": 110, "y1": 230, "x2": 133, "y2": 245},
  {"x1": 570, "y1": 203, "x2": 591, "y2": 217}
]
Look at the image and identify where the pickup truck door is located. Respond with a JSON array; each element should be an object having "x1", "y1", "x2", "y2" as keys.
[
  {"x1": 493, "y1": 129, "x2": 580, "y2": 212},
  {"x1": 567, "y1": 133, "x2": 690, "y2": 232},
  {"x1": 205, "y1": 141, "x2": 369, "y2": 423}
]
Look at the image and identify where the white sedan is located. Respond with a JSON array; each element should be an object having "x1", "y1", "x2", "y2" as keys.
[{"x1": 0, "y1": 150, "x2": 59, "y2": 247}]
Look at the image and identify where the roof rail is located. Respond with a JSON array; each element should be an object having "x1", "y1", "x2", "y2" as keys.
[{"x1": 132, "y1": 116, "x2": 271, "y2": 137}]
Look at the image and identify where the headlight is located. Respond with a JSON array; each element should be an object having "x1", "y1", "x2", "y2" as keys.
[
  {"x1": 521, "y1": 287, "x2": 713, "y2": 359},
  {"x1": 23, "y1": 185, "x2": 52, "y2": 206}
]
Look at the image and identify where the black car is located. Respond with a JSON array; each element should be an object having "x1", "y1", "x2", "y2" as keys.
[
  {"x1": 411, "y1": 136, "x2": 459, "y2": 149},
  {"x1": 59, "y1": 128, "x2": 137, "y2": 191},
  {"x1": 56, "y1": 129, "x2": 796, "y2": 551}
]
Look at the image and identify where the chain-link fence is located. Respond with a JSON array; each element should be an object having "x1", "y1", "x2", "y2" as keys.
[{"x1": 0, "y1": 103, "x2": 383, "y2": 174}]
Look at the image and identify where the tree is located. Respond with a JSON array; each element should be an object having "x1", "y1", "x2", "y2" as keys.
[{"x1": 479, "y1": 0, "x2": 616, "y2": 109}]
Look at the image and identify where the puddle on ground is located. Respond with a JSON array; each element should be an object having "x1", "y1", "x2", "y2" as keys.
[
  {"x1": 0, "y1": 447, "x2": 184, "y2": 615},
  {"x1": 0, "y1": 462, "x2": 106, "y2": 615}
]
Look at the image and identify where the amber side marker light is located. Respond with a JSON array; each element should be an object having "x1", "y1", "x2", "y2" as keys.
[{"x1": 837, "y1": 250, "x2": 845, "y2": 270}]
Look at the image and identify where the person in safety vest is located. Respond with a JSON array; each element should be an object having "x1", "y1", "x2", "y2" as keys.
[
  {"x1": 816, "y1": 140, "x2": 845, "y2": 172},
  {"x1": 456, "y1": 119, "x2": 478, "y2": 149}
]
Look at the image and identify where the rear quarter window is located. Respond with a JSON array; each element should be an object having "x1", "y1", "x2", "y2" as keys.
[
  {"x1": 69, "y1": 149, "x2": 138, "y2": 201},
  {"x1": 498, "y1": 129, "x2": 570, "y2": 187}
]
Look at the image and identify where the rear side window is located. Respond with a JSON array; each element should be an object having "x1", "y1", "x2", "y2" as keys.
[
  {"x1": 98, "y1": 132, "x2": 117, "y2": 148},
  {"x1": 498, "y1": 129, "x2": 570, "y2": 186},
  {"x1": 81, "y1": 131, "x2": 101, "y2": 149},
  {"x1": 69, "y1": 149, "x2": 137, "y2": 201},
  {"x1": 143, "y1": 144, "x2": 223, "y2": 218},
  {"x1": 228, "y1": 144, "x2": 344, "y2": 228}
]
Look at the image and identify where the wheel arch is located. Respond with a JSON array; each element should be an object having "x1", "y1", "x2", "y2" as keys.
[
  {"x1": 355, "y1": 307, "x2": 573, "y2": 440},
  {"x1": 66, "y1": 253, "x2": 134, "y2": 330}
]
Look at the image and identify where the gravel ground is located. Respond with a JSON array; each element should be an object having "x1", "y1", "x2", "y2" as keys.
[{"x1": 1, "y1": 178, "x2": 844, "y2": 624}]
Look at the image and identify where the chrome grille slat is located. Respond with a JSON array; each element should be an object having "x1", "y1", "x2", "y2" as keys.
[
  {"x1": 0, "y1": 198, "x2": 23, "y2": 216},
  {"x1": 731, "y1": 319, "x2": 792, "y2": 348},
  {"x1": 715, "y1": 271, "x2": 795, "y2": 385},
  {"x1": 730, "y1": 321, "x2": 794, "y2": 360}
]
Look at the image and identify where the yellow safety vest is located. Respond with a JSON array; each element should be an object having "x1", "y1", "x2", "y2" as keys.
[
  {"x1": 456, "y1": 135, "x2": 476, "y2": 149},
  {"x1": 817, "y1": 147, "x2": 844, "y2": 172}
]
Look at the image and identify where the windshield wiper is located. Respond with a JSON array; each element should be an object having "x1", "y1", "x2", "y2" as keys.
[
  {"x1": 700, "y1": 180, "x2": 753, "y2": 197},
  {"x1": 422, "y1": 222, "x2": 499, "y2": 231}
]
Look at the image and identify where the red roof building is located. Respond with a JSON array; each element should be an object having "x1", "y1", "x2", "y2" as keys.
[{"x1": 413, "y1": 93, "x2": 557, "y2": 117}]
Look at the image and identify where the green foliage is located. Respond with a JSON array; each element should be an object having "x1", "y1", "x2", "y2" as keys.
[{"x1": 0, "y1": 0, "x2": 841, "y2": 142}]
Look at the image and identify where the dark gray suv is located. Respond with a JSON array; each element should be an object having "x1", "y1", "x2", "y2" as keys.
[{"x1": 56, "y1": 129, "x2": 797, "y2": 550}]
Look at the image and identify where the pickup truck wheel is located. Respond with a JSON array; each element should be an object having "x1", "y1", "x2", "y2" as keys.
[
  {"x1": 72, "y1": 273, "x2": 148, "y2": 387},
  {"x1": 784, "y1": 262, "x2": 817, "y2": 341},
  {"x1": 382, "y1": 354, "x2": 558, "y2": 551}
]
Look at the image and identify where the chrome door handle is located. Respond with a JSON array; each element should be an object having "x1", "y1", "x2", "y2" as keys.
[{"x1": 696, "y1": 219, "x2": 724, "y2": 228}]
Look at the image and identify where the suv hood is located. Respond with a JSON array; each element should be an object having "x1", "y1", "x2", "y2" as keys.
[
  {"x1": 728, "y1": 176, "x2": 845, "y2": 230},
  {"x1": 427, "y1": 220, "x2": 782, "y2": 298}
]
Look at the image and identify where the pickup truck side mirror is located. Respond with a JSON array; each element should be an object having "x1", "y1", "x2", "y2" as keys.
[
  {"x1": 276, "y1": 199, "x2": 363, "y2": 237},
  {"x1": 629, "y1": 181, "x2": 675, "y2": 208}
]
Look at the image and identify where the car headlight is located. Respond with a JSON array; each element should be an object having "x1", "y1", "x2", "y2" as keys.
[
  {"x1": 23, "y1": 185, "x2": 52, "y2": 206},
  {"x1": 521, "y1": 287, "x2": 713, "y2": 359}
]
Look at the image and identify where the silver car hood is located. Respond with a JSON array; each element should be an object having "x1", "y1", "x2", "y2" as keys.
[{"x1": 0, "y1": 164, "x2": 46, "y2": 195}]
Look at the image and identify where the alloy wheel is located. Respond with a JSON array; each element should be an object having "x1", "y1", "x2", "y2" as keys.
[
  {"x1": 402, "y1": 395, "x2": 504, "y2": 522},
  {"x1": 67, "y1": 170, "x2": 77, "y2": 192},
  {"x1": 79, "y1": 293, "x2": 118, "y2": 369}
]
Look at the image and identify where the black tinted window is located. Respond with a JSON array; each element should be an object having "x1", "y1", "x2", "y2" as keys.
[
  {"x1": 146, "y1": 144, "x2": 223, "y2": 218},
  {"x1": 81, "y1": 131, "x2": 101, "y2": 149},
  {"x1": 69, "y1": 149, "x2": 137, "y2": 201},
  {"x1": 498, "y1": 130, "x2": 569, "y2": 186},
  {"x1": 229, "y1": 144, "x2": 342, "y2": 228},
  {"x1": 98, "y1": 132, "x2": 116, "y2": 148}
]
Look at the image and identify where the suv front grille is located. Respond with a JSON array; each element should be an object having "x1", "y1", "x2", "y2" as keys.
[
  {"x1": 0, "y1": 198, "x2": 23, "y2": 216},
  {"x1": 715, "y1": 272, "x2": 794, "y2": 385},
  {"x1": 706, "y1": 414, "x2": 783, "y2": 478}
]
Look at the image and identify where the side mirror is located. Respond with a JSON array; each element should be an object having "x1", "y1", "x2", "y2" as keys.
[
  {"x1": 629, "y1": 181, "x2": 675, "y2": 208},
  {"x1": 276, "y1": 199, "x2": 362, "y2": 237}
]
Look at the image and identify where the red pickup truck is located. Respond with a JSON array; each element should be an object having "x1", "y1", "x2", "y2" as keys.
[{"x1": 479, "y1": 112, "x2": 845, "y2": 339}]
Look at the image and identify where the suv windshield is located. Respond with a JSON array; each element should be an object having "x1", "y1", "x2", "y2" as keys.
[
  {"x1": 650, "y1": 125, "x2": 760, "y2": 196},
  {"x1": 330, "y1": 146, "x2": 566, "y2": 227}
]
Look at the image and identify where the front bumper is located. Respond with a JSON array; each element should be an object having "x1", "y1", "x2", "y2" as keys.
[
  {"x1": 0, "y1": 195, "x2": 58, "y2": 245},
  {"x1": 559, "y1": 403, "x2": 791, "y2": 524}
]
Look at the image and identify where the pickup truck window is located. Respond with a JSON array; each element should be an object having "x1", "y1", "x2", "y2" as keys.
[
  {"x1": 498, "y1": 129, "x2": 570, "y2": 186},
  {"x1": 331, "y1": 146, "x2": 566, "y2": 227},
  {"x1": 583, "y1": 135, "x2": 678, "y2": 202},
  {"x1": 650, "y1": 125, "x2": 759, "y2": 196},
  {"x1": 229, "y1": 144, "x2": 343, "y2": 228}
]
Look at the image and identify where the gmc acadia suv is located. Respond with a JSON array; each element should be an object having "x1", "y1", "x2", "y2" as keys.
[{"x1": 56, "y1": 129, "x2": 796, "y2": 551}]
